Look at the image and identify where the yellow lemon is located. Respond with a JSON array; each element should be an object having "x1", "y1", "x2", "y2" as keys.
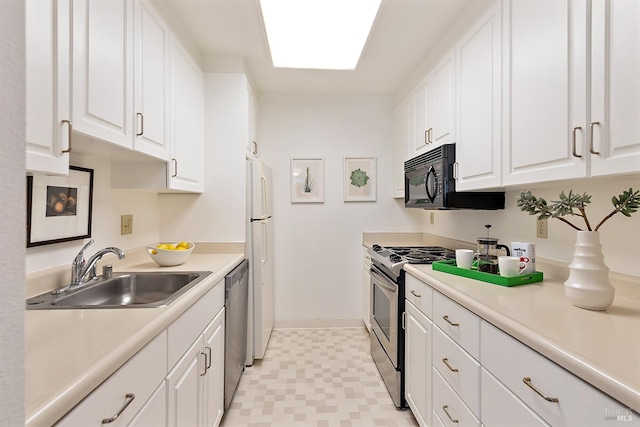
[
  {"x1": 175, "y1": 247, "x2": 187, "y2": 251},
  {"x1": 151, "y1": 249, "x2": 158, "y2": 254},
  {"x1": 157, "y1": 243, "x2": 171, "y2": 250},
  {"x1": 176, "y1": 241, "x2": 190, "y2": 249}
]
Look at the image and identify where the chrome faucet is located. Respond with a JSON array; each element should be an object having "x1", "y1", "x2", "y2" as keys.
[{"x1": 57, "y1": 239, "x2": 126, "y2": 293}]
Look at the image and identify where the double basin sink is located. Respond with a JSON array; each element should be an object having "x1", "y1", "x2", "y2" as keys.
[{"x1": 26, "y1": 271, "x2": 212, "y2": 310}]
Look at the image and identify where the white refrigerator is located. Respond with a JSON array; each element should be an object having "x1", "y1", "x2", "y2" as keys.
[{"x1": 246, "y1": 158, "x2": 274, "y2": 364}]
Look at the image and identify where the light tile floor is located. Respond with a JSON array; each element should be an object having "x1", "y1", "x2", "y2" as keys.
[{"x1": 221, "y1": 328, "x2": 419, "y2": 427}]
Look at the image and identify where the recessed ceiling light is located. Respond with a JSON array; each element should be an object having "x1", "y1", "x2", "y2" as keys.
[{"x1": 259, "y1": 0, "x2": 382, "y2": 70}]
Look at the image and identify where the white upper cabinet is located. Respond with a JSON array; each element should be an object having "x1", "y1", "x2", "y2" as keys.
[
  {"x1": 169, "y1": 36, "x2": 204, "y2": 193},
  {"x1": 455, "y1": 1, "x2": 502, "y2": 190},
  {"x1": 590, "y1": 0, "x2": 640, "y2": 176},
  {"x1": 413, "y1": 51, "x2": 456, "y2": 154},
  {"x1": 502, "y1": 0, "x2": 588, "y2": 185},
  {"x1": 393, "y1": 97, "x2": 413, "y2": 198},
  {"x1": 25, "y1": 0, "x2": 71, "y2": 175},
  {"x1": 133, "y1": 0, "x2": 170, "y2": 160},
  {"x1": 72, "y1": 0, "x2": 134, "y2": 149}
]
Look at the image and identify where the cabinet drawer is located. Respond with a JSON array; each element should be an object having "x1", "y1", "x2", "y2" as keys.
[
  {"x1": 481, "y1": 321, "x2": 639, "y2": 427},
  {"x1": 432, "y1": 369, "x2": 480, "y2": 427},
  {"x1": 433, "y1": 325, "x2": 480, "y2": 417},
  {"x1": 481, "y1": 367, "x2": 548, "y2": 427},
  {"x1": 433, "y1": 291, "x2": 480, "y2": 359},
  {"x1": 405, "y1": 273, "x2": 433, "y2": 318},
  {"x1": 167, "y1": 279, "x2": 224, "y2": 370},
  {"x1": 57, "y1": 331, "x2": 167, "y2": 427}
]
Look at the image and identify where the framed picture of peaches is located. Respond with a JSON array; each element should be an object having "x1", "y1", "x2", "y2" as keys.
[{"x1": 27, "y1": 166, "x2": 94, "y2": 247}]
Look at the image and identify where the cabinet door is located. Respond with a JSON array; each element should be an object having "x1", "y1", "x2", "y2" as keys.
[
  {"x1": 25, "y1": 0, "x2": 70, "y2": 175},
  {"x1": 455, "y1": 1, "x2": 502, "y2": 190},
  {"x1": 503, "y1": 0, "x2": 588, "y2": 185},
  {"x1": 393, "y1": 98, "x2": 412, "y2": 198},
  {"x1": 167, "y1": 336, "x2": 205, "y2": 427},
  {"x1": 72, "y1": 0, "x2": 133, "y2": 148},
  {"x1": 413, "y1": 83, "x2": 430, "y2": 153},
  {"x1": 203, "y1": 309, "x2": 225, "y2": 427},
  {"x1": 362, "y1": 262, "x2": 371, "y2": 332},
  {"x1": 133, "y1": 0, "x2": 170, "y2": 160},
  {"x1": 427, "y1": 52, "x2": 455, "y2": 147},
  {"x1": 590, "y1": 0, "x2": 640, "y2": 176},
  {"x1": 169, "y1": 36, "x2": 204, "y2": 193},
  {"x1": 405, "y1": 301, "x2": 432, "y2": 427}
]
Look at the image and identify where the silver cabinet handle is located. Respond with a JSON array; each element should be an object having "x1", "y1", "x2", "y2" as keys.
[
  {"x1": 200, "y1": 352, "x2": 208, "y2": 376},
  {"x1": 453, "y1": 162, "x2": 459, "y2": 180},
  {"x1": 102, "y1": 393, "x2": 135, "y2": 424},
  {"x1": 427, "y1": 127, "x2": 433, "y2": 144},
  {"x1": 442, "y1": 405, "x2": 459, "y2": 423},
  {"x1": 442, "y1": 357, "x2": 459, "y2": 372},
  {"x1": 61, "y1": 119, "x2": 72, "y2": 153},
  {"x1": 205, "y1": 346, "x2": 212, "y2": 370},
  {"x1": 442, "y1": 315, "x2": 459, "y2": 327},
  {"x1": 171, "y1": 158, "x2": 178, "y2": 177},
  {"x1": 252, "y1": 140, "x2": 258, "y2": 155},
  {"x1": 136, "y1": 112, "x2": 144, "y2": 136},
  {"x1": 572, "y1": 126, "x2": 582, "y2": 158},
  {"x1": 523, "y1": 377, "x2": 559, "y2": 403},
  {"x1": 402, "y1": 311, "x2": 406, "y2": 330},
  {"x1": 424, "y1": 129, "x2": 429, "y2": 145},
  {"x1": 589, "y1": 121, "x2": 600, "y2": 155},
  {"x1": 410, "y1": 290, "x2": 421, "y2": 298}
]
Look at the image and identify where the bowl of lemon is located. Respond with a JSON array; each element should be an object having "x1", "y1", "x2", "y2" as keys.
[{"x1": 146, "y1": 241, "x2": 195, "y2": 266}]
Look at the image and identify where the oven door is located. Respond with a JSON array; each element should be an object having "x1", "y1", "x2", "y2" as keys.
[{"x1": 370, "y1": 265, "x2": 398, "y2": 367}]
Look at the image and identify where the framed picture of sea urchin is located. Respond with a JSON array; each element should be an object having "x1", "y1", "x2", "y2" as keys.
[
  {"x1": 344, "y1": 157, "x2": 376, "y2": 202},
  {"x1": 27, "y1": 166, "x2": 94, "y2": 247},
  {"x1": 291, "y1": 158, "x2": 324, "y2": 203}
]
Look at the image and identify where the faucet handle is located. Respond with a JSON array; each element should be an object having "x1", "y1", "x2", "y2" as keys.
[{"x1": 73, "y1": 239, "x2": 94, "y2": 265}]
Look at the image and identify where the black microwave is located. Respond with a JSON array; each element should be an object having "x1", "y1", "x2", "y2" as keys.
[{"x1": 404, "y1": 144, "x2": 504, "y2": 210}]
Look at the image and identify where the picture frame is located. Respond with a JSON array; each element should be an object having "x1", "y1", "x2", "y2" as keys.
[
  {"x1": 291, "y1": 158, "x2": 324, "y2": 203},
  {"x1": 344, "y1": 157, "x2": 376, "y2": 202},
  {"x1": 27, "y1": 166, "x2": 94, "y2": 247}
]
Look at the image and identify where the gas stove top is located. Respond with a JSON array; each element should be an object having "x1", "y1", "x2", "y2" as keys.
[{"x1": 368, "y1": 244, "x2": 456, "y2": 278}]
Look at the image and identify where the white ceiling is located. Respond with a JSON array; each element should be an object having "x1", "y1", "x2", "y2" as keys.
[{"x1": 156, "y1": 0, "x2": 485, "y2": 95}]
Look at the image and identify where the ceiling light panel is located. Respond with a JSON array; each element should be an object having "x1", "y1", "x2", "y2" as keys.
[{"x1": 259, "y1": 0, "x2": 382, "y2": 70}]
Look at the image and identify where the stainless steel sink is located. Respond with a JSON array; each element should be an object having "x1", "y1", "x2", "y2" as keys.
[{"x1": 26, "y1": 271, "x2": 212, "y2": 309}]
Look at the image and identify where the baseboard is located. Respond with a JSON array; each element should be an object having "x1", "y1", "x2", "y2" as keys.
[{"x1": 274, "y1": 318, "x2": 365, "y2": 330}]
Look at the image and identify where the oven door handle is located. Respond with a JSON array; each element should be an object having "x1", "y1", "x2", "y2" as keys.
[{"x1": 370, "y1": 268, "x2": 397, "y2": 293}]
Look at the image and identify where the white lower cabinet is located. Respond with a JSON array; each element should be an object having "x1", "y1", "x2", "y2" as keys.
[
  {"x1": 128, "y1": 382, "x2": 167, "y2": 427},
  {"x1": 433, "y1": 369, "x2": 480, "y2": 427},
  {"x1": 405, "y1": 300, "x2": 432, "y2": 427},
  {"x1": 481, "y1": 368, "x2": 548, "y2": 427},
  {"x1": 56, "y1": 331, "x2": 168, "y2": 426},
  {"x1": 167, "y1": 308, "x2": 225, "y2": 427}
]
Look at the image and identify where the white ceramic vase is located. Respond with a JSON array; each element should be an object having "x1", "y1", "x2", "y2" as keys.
[{"x1": 564, "y1": 231, "x2": 615, "y2": 310}]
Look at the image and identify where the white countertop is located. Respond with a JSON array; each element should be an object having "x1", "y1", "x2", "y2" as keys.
[
  {"x1": 404, "y1": 263, "x2": 640, "y2": 413},
  {"x1": 25, "y1": 250, "x2": 244, "y2": 427}
]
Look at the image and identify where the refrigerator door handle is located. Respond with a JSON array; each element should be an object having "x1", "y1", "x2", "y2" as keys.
[{"x1": 262, "y1": 221, "x2": 268, "y2": 263}]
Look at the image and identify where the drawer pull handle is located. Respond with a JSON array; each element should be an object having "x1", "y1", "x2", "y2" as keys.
[
  {"x1": 442, "y1": 405, "x2": 459, "y2": 423},
  {"x1": 443, "y1": 315, "x2": 459, "y2": 327},
  {"x1": 523, "y1": 377, "x2": 559, "y2": 403},
  {"x1": 410, "y1": 290, "x2": 421, "y2": 298},
  {"x1": 102, "y1": 393, "x2": 135, "y2": 424},
  {"x1": 442, "y1": 358, "x2": 459, "y2": 372}
]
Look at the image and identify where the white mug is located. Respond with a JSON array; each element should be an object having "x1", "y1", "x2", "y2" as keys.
[
  {"x1": 498, "y1": 256, "x2": 526, "y2": 277},
  {"x1": 455, "y1": 249, "x2": 475, "y2": 269}
]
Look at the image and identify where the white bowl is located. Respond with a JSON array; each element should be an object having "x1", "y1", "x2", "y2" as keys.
[{"x1": 146, "y1": 242, "x2": 195, "y2": 267}]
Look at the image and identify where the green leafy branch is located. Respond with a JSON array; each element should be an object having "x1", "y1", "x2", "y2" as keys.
[{"x1": 515, "y1": 188, "x2": 639, "y2": 231}]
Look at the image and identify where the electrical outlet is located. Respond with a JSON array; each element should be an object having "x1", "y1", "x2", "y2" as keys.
[
  {"x1": 121, "y1": 214, "x2": 133, "y2": 235},
  {"x1": 536, "y1": 218, "x2": 548, "y2": 239},
  {"x1": 430, "y1": 212, "x2": 435, "y2": 225}
]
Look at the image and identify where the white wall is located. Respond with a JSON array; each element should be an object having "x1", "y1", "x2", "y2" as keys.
[
  {"x1": 259, "y1": 93, "x2": 423, "y2": 327},
  {"x1": 422, "y1": 176, "x2": 640, "y2": 277},
  {"x1": 26, "y1": 153, "x2": 161, "y2": 273},
  {"x1": 158, "y1": 73, "x2": 248, "y2": 243},
  {"x1": 1, "y1": 0, "x2": 25, "y2": 423}
]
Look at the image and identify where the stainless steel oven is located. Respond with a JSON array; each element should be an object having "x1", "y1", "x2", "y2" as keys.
[{"x1": 369, "y1": 262, "x2": 404, "y2": 408}]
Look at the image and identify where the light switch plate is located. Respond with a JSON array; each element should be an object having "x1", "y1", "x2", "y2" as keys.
[
  {"x1": 121, "y1": 214, "x2": 133, "y2": 235},
  {"x1": 536, "y1": 218, "x2": 547, "y2": 239}
]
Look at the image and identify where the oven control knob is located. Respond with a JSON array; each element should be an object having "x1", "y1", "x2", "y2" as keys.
[
  {"x1": 372, "y1": 244, "x2": 382, "y2": 252},
  {"x1": 390, "y1": 255, "x2": 402, "y2": 263}
]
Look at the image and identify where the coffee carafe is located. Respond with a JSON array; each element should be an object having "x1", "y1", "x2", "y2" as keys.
[{"x1": 476, "y1": 225, "x2": 510, "y2": 274}]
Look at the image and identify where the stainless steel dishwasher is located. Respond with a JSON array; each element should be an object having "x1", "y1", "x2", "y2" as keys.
[{"x1": 224, "y1": 259, "x2": 249, "y2": 409}]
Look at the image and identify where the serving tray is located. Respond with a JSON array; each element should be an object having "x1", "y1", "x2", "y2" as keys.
[{"x1": 431, "y1": 260, "x2": 543, "y2": 287}]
